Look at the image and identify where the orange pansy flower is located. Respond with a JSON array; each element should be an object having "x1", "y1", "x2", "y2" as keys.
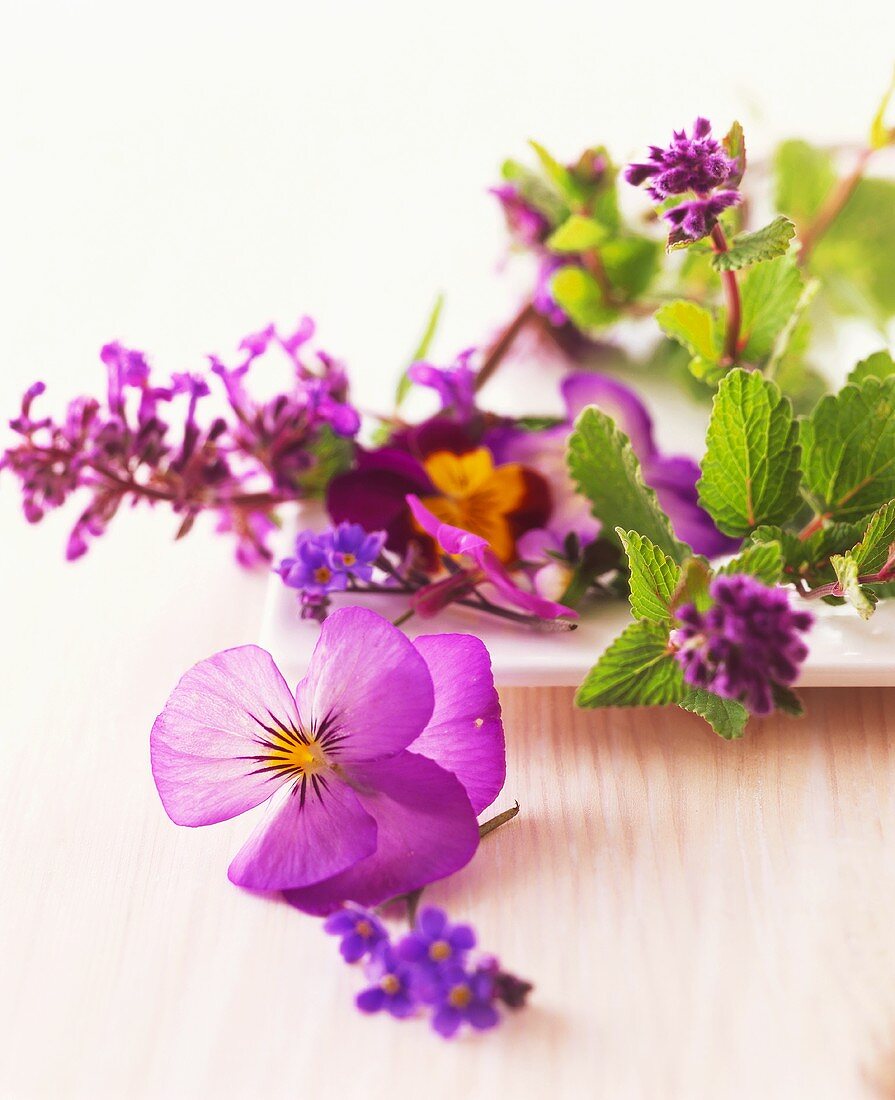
[{"x1": 418, "y1": 448, "x2": 526, "y2": 563}]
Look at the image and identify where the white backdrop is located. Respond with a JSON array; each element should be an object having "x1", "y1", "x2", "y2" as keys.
[{"x1": 2, "y1": 3, "x2": 894, "y2": 1097}]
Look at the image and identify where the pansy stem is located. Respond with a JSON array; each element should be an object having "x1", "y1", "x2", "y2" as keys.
[
  {"x1": 478, "y1": 800, "x2": 520, "y2": 839},
  {"x1": 709, "y1": 223, "x2": 742, "y2": 365},
  {"x1": 391, "y1": 608, "x2": 416, "y2": 628}
]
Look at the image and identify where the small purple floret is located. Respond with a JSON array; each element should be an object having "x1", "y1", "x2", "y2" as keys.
[
  {"x1": 356, "y1": 944, "x2": 418, "y2": 1019},
  {"x1": 396, "y1": 906, "x2": 476, "y2": 972},
  {"x1": 324, "y1": 906, "x2": 388, "y2": 963},
  {"x1": 672, "y1": 574, "x2": 814, "y2": 715}
]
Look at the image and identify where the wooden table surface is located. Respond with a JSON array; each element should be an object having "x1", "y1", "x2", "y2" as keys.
[{"x1": 3, "y1": 507, "x2": 895, "y2": 1100}]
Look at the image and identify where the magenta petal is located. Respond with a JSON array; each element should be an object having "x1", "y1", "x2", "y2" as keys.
[
  {"x1": 282, "y1": 751, "x2": 480, "y2": 914},
  {"x1": 295, "y1": 607, "x2": 435, "y2": 763},
  {"x1": 406, "y1": 495, "x2": 488, "y2": 556},
  {"x1": 410, "y1": 634, "x2": 506, "y2": 815},
  {"x1": 480, "y1": 549, "x2": 577, "y2": 620},
  {"x1": 227, "y1": 777, "x2": 377, "y2": 890},
  {"x1": 561, "y1": 371, "x2": 657, "y2": 459},
  {"x1": 150, "y1": 645, "x2": 301, "y2": 827}
]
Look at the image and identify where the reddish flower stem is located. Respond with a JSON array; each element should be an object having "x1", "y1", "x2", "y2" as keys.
[
  {"x1": 798, "y1": 146, "x2": 874, "y2": 265},
  {"x1": 709, "y1": 223, "x2": 742, "y2": 365},
  {"x1": 474, "y1": 300, "x2": 537, "y2": 393}
]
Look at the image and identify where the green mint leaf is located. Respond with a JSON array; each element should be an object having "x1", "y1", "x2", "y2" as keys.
[
  {"x1": 395, "y1": 293, "x2": 444, "y2": 407},
  {"x1": 575, "y1": 620, "x2": 684, "y2": 708},
  {"x1": 722, "y1": 121, "x2": 747, "y2": 188},
  {"x1": 712, "y1": 217, "x2": 796, "y2": 272},
  {"x1": 655, "y1": 300, "x2": 720, "y2": 362},
  {"x1": 529, "y1": 140, "x2": 584, "y2": 207},
  {"x1": 547, "y1": 214, "x2": 608, "y2": 253},
  {"x1": 600, "y1": 236, "x2": 660, "y2": 300},
  {"x1": 870, "y1": 68, "x2": 895, "y2": 150},
  {"x1": 297, "y1": 426, "x2": 354, "y2": 497},
  {"x1": 800, "y1": 377, "x2": 895, "y2": 521},
  {"x1": 772, "y1": 684, "x2": 805, "y2": 718},
  {"x1": 500, "y1": 158, "x2": 567, "y2": 225},
  {"x1": 697, "y1": 369, "x2": 801, "y2": 536},
  {"x1": 765, "y1": 276, "x2": 820, "y2": 381},
  {"x1": 679, "y1": 688, "x2": 749, "y2": 739},
  {"x1": 831, "y1": 552, "x2": 879, "y2": 619},
  {"x1": 774, "y1": 140, "x2": 837, "y2": 226},
  {"x1": 717, "y1": 540, "x2": 784, "y2": 585},
  {"x1": 739, "y1": 257, "x2": 803, "y2": 361},
  {"x1": 617, "y1": 528, "x2": 682, "y2": 622},
  {"x1": 671, "y1": 557, "x2": 713, "y2": 612},
  {"x1": 568, "y1": 407, "x2": 690, "y2": 563},
  {"x1": 844, "y1": 499, "x2": 895, "y2": 573},
  {"x1": 847, "y1": 350, "x2": 895, "y2": 385},
  {"x1": 550, "y1": 266, "x2": 618, "y2": 331},
  {"x1": 811, "y1": 179, "x2": 895, "y2": 322}
]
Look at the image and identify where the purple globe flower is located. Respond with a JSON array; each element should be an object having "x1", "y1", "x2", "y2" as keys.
[
  {"x1": 672, "y1": 574, "x2": 814, "y2": 715},
  {"x1": 324, "y1": 906, "x2": 388, "y2": 963},
  {"x1": 356, "y1": 944, "x2": 418, "y2": 1019},
  {"x1": 625, "y1": 117, "x2": 736, "y2": 201}
]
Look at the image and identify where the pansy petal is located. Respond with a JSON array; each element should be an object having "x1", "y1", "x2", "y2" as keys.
[
  {"x1": 407, "y1": 494, "x2": 488, "y2": 556},
  {"x1": 561, "y1": 371, "x2": 657, "y2": 459},
  {"x1": 295, "y1": 607, "x2": 435, "y2": 762},
  {"x1": 283, "y1": 752, "x2": 479, "y2": 915},
  {"x1": 410, "y1": 634, "x2": 505, "y2": 814},
  {"x1": 150, "y1": 645, "x2": 301, "y2": 826},
  {"x1": 227, "y1": 776, "x2": 377, "y2": 890}
]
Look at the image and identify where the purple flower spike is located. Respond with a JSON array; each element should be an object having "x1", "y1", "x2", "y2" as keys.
[
  {"x1": 490, "y1": 184, "x2": 551, "y2": 246},
  {"x1": 663, "y1": 191, "x2": 741, "y2": 242},
  {"x1": 324, "y1": 906, "x2": 387, "y2": 963},
  {"x1": 672, "y1": 574, "x2": 813, "y2": 715},
  {"x1": 625, "y1": 117, "x2": 736, "y2": 201},
  {"x1": 397, "y1": 907, "x2": 476, "y2": 973},
  {"x1": 356, "y1": 944, "x2": 419, "y2": 1019},
  {"x1": 407, "y1": 349, "x2": 478, "y2": 422}
]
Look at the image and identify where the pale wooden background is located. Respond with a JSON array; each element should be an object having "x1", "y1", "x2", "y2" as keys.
[
  {"x1": 5, "y1": 4, "x2": 895, "y2": 1097},
  {"x1": 3, "y1": 496, "x2": 895, "y2": 1098}
]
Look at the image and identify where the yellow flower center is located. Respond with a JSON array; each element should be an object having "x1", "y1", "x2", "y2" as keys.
[
  {"x1": 428, "y1": 940, "x2": 452, "y2": 962},
  {"x1": 356, "y1": 920, "x2": 374, "y2": 938},
  {"x1": 380, "y1": 974, "x2": 401, "y2": 995},
  {"x1": 264, "y1": 733, "x2": 328, "y2": 779},
  {"x1": 419, "y1": 448, "x2": 526, "y2": 564},
  {"x1": 341, "y1": 552, "x2": 357, "y2": 566},
  {"x1": 448, "y1": 984, "x2": 472, "y2": 1009},
  {"x1": 314, "y1": 565, "x2": 333, "y2": 584}
]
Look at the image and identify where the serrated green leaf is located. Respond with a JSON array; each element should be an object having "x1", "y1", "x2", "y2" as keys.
[
  {"x1": 846, "y1": 499, "x2": 895, "y2": 574},
  {"x1": 774, "y1": 140, "x2": 837, "y2": 226},
  {"x1": 739, "y1": 257, "x2": 804, "y2": 361},
  {"x1": 723, "y1": 121, "x2": 747, "y2": 189},
  {"x1": 718, "y1": 540, "x2": 784, "y2": 585},
  {"x1": 568, "y1": 407, "x2": 690, "y2": 564},
  {"x1": 547, "y1": 214, "x2": 608, "y2": 253},
  {"x1": 671, "y1": 557, "x2": 713, "y2": 612},
  {"x1": 618, "y1": 529, "x2": 682, "y2": 622},
  {"x1": 550, "y1": 266, "x2": 618, "y2": 331},
  {"x1": 655, "y1": 300, "x2": 720, "y2": 362},
  {"x1": 766, "y1": 275, "x2": 820, "y2": 382},
  {"x1": 529, "y1": 140, "x2": 583, "y2": 207},
  {"x1": 712, "y1": 217, "x2": 796, "y2": 272},
  {"x1": 679, "y1": 688, "x2": 749, "y2": 739},
  {"x1": 601, "y1": 236, "x2": 661, "y2": 300},
  {"x1": 698, "y1": 369, "x2": 801, "y2": 536},
  {"x1": 831, "y1": 552, "x2": 879, "y2": 619},
  {"x1": 800, "y1": 377, "x2": 895, "y2": 521},
  {"x1": 395, "y1": 293, "x2": 444, "y2": 407},
  {"x1": 847, "y1": 350, "x2": 895, "y2": 385},
  {"x1": 575, "y1": 620, "x2": 684, "y2": 708}
]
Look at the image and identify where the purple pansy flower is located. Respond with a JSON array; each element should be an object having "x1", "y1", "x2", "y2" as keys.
[
  {"x1": 324, "y1": 906, "x2": 388, "y2": 963},
  {"x1": 406, "y1": 495, "x2": 577, "y2": 621},
  {"x1": 150, "y1": 607, "x2": 505, "y2": 912},
  {"x1": 672, "y1": 574, "x2": 813, "y2": 715},
  {"x1": 491, "y1": 371, "x2": 738, "y2": 559},
  {"x1": 396, "y1": 906, "x2": 476, "y2": 973},
  {"x1": 356, "y1": 944, "x2": 418, "y2": 1019}
]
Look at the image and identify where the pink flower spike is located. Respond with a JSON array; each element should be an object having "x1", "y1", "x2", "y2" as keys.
[
  {"x1": 406, "y1": 495, "x2": 577, "y2": 621},
  {"x1": 150, "y1": 607, "x2": 506, "y2": 908}
]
